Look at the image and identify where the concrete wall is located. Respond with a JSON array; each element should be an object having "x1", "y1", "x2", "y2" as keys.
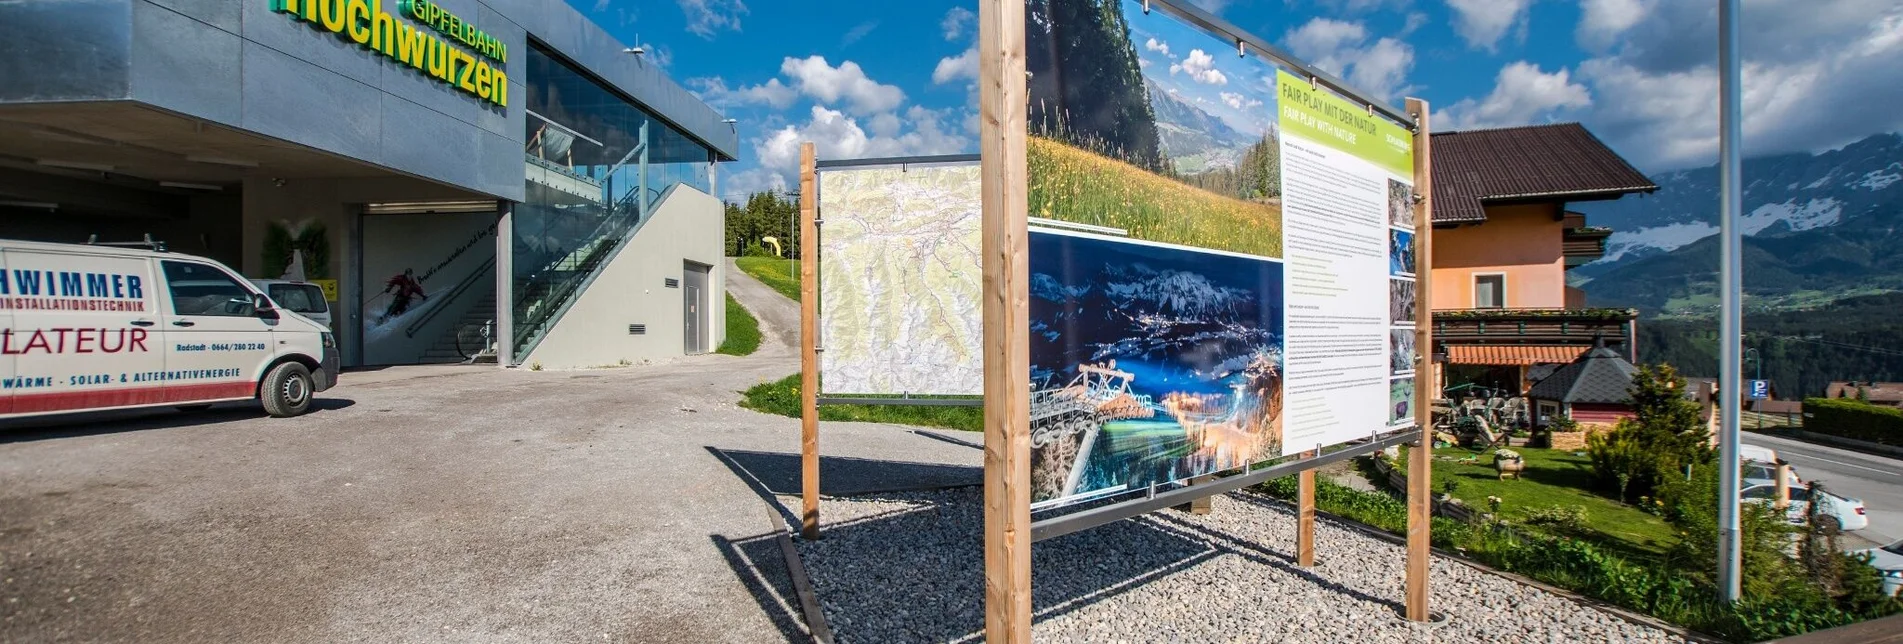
[
  {"x1": 1429, "y1": 203, "x2": 1567, "y2": 310},
  {"x1": 523, "y1": 187, "x2": 725, "y2": 369}
]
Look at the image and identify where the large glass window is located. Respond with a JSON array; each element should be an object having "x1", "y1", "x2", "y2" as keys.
[{"x1": 511, "y1": 42, "x2": 717, "y2": 360}]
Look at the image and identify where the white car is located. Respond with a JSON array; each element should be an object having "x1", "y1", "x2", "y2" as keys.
[
  {"x1": 0, "y1": 239, "x2": 337, "y2": 419},
  {"x1": 1742, "y1": 459, "x2": 1803, "y2": 488},
  {"x1": 249, "y1": 279, "x2": 332, "y2": 329},
  {"x1": 1854, "y1": 540, "x2": 1903, "y2": 597},
  {"x1": 1741, "y1": 483, "x2": 1869, "y2": 532}
]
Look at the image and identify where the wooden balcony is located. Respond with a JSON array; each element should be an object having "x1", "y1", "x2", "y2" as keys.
[
  {"x1": 1564, "y1": 226, "x2": 1612, "y2": 266},
  {"x1": 1432, "y1": 308, "x2": 1637, "y2": 347}
]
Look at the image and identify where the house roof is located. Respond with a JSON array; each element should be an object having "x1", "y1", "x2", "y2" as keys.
[
  {"x1": 1527, "y1": 345, "x2": 1641, "y2": 405},
  {"x1": 1824, "y1": 381, "x2": 1903, "y2": 403},
  {"x1": 1431, "y1": 123, "x2": 1659, "y2": 224}
]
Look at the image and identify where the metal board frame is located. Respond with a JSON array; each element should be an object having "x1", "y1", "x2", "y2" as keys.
[
  {"x1": 1141, "y1": 0, "x2": 1413, "y2": 128},
  {"x1": 1029, "y1": 429, "x2": 1419, "y2": 541}
]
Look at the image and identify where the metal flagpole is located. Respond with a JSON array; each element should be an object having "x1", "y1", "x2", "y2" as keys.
[{"x1": 1716, "y1": 0, "x2": 1745, "y2": 604}]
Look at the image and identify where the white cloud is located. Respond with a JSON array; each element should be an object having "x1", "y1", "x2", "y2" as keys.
[
  {"x1": 687, "y1": 76, "x2": 798, "y2": 110},
  {"x1": 1170, "y1": 49, "x2": 1228, "y2": 85},
  {"x1": 1144, "y1": 37, "x2": 1174, "y2": 58},
  {"x1": 719, "y1": 167, "x2": 788, "y2": 202},
  {"x1": 1436, "y1": 62, "x2": 1592, "y2": 129},
  {"x1": 933, "y1": 47, "x2": 980, "y2": 85},
  {"x1": 1220, "y1": 92, "x2": 1262, "y2": 110},
  {"x1": 677, "y1": 0, "x2": 747, "y2": 39},
  {"x1": 751, "y1": 106, "x2": 974, "y2": 191},
  {"x1": 1188, "y1": 0, "x2": 1230, "y2": 13},
  {"x1": 1317, "y1": 0, "x2": 1415, "y2": 11},
  {"x1": 942, "y1": 7, "x2": 975, "y2": 41},
  {"x1": 1576, "y1": 0, "x2": 1651, "y2": 50},
  {"x1": 780, "y1": 56, "x2": 906, "y2": 115},
  {"x1": 1573, "y1": 0, "x2": 1903, "y2": 169},
  {"x1": 1443, "y1": 0, "x2": 1533, "y2": 51},
  {"x1": 841, "y1": 21, "x2": 878, "y2": 47},
  {"x1": 1283, "y1": 18, "x2": 1416, "y2": 100}
]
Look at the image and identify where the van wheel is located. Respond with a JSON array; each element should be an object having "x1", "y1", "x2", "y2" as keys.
[{"x1": 261, "y1": 362, "x2": 314, "y2": 418}]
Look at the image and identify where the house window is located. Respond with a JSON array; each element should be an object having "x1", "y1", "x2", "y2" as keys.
[{"x1": 1474, "y1": 273, "x2": 1506, "y2": 309}]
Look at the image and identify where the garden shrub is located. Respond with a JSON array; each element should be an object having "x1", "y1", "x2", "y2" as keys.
[
  {"x1": 1803, "y1": 397, "x2": 1903, "y2": 446},
  {"x1": 1587, "y1": 364, "x2": 1713, "y2": 501}
]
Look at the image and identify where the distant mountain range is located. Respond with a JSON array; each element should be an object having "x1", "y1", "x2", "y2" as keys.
[
  {"x1": 1145, "y1": 79, "x2": 1256, "y2": 174},
  {"x1": 1576, "y1": 132, "x2": 1903, "y2": 316}
]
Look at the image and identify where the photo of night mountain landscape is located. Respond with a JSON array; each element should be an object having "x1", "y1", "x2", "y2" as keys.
[{"x1": 1026, "y1": 230, "x2": 1285, "y2": 506}]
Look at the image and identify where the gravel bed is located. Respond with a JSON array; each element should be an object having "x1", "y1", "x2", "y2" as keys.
[{"x1": 791, "y1": 488, "x2": 1691, "y2": 644}]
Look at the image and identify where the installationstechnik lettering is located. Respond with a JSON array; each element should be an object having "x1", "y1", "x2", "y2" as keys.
[{"x1": 270, "y1": 0, "x2": 508, "y2": 107}]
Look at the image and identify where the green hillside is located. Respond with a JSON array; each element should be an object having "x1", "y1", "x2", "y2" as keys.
[{"x1": 1638, "y1": 292, "x2": 1903, "y2": 396}]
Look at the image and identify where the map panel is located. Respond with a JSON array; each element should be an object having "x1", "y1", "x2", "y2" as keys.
[{"x1": 818, "y1": 163, "x2": 984, "y2": 396}]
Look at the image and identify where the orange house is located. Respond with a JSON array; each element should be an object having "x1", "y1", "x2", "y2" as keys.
[{"x1": 1425, "y1": 124, "x2": 1658, "y2": 396}]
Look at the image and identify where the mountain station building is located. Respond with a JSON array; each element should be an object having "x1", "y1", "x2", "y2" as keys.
[{"x1": 0, "y1": 0, "x2": 737, "y2": 369}]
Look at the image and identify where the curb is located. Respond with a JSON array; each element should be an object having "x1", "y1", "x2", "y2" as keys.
[
  {"x1": 1758, "y1": 429, "x2": 1903, "y2": 459},
  {"x1": 762, "y1": 503, "x2": 835, "y2": 644}
]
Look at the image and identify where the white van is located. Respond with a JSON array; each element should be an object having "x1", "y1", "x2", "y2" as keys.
[{"x1": 0, "y1": 239, "x2": 338, "y2": 419}]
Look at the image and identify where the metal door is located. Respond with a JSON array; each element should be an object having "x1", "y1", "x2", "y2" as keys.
[
  {"x1": 682, "y1": 262, "x2": 711, "y2": 354},
  {"x1": 683, "y1": 285, "x2": 700, "y2": 354}
]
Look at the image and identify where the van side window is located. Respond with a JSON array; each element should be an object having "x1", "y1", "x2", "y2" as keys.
[{"x1": 162, "y1": 261, "x2": 255, "y2": 317}]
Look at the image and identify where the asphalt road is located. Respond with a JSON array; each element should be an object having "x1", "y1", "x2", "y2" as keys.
[{"x1": 1743, "y1": 432, "x2": 1903, "y2": 549}]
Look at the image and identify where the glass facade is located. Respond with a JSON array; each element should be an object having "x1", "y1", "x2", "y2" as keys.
[{"x1": 512, "y1": 42, "x2": 716, "y2": 361}]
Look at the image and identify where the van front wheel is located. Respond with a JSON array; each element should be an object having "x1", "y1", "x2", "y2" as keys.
[{"x1": 261, "y1": 362, "x2": 314, "y2": 418}]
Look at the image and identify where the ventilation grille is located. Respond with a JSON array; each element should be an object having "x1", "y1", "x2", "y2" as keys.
[
  {"x1": 628, "y1": 324, "x2": 647, "y2": 335},
  {"x1": 664, "y1": 278, "x2": 680, "y2": 288}
]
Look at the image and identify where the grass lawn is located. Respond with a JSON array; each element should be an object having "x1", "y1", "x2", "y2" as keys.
[
  {"x1": 1029, "y1": 136, "x2": 1283, "y2": 258},
  {"x1": 715, "y1": 293, "x2": 760, "y2": 356},
  {"x1": 740, "y1": 374, "x2": 982, "y2": 432},
  {"x1": 1426, "y1": 446, "x2": 1681, "y2": 558},
  {"x1": 734, "y1": 256, "x2": 800, "y2": 301}
]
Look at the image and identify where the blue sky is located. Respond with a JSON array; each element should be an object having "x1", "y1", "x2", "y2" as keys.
[{"x1": 570, "y1": 0, "x2": 1903, "y2": 202}]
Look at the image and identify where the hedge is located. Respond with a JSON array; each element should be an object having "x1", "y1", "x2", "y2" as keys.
[{"x1": 1803, "y1": 397, "x2": 1903, "y2": 446}]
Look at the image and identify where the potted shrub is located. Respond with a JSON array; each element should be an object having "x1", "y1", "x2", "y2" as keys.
[{"x1": 1494, "y1": 448, "x2": 1526, "y2": 480}]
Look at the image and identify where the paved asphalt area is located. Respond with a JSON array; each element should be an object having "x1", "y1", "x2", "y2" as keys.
[
  {"x1": 0, "y1": 264, "x2": 981, "y2": 643},
  {"x1": 1743, "y1": 432, "x2": 1903, "y2": 549}
]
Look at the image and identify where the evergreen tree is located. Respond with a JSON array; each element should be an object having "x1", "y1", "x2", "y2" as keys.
[{"x1": 1026, "y1": 0, "x2": 1166, "y2": 172}]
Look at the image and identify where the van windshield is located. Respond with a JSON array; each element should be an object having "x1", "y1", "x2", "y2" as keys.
[{"x1": 269, "y1": 284, "x2": 328, "y2": 314}]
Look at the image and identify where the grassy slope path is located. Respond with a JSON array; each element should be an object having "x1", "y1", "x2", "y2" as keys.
[{"x1": 725, "y1": 258, "x2": 798, "y2": 357}]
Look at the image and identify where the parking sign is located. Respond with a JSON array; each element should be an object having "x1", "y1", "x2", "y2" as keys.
[{"x1": 1748, "y1": 379, "x2": 1770, "y2": 400}]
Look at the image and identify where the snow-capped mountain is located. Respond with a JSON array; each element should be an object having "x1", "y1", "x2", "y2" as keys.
[
  {"x1": 1577, "y1": 133, "x2": 1903, "y2": 315},
  {"x1": 1577, "y1": 132, "x2": 1903, "y2": 271}
]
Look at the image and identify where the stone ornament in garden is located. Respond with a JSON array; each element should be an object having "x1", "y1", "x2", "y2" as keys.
[{"x1": 1494, "y1": 448, "x2": 1525, "y2": 480}]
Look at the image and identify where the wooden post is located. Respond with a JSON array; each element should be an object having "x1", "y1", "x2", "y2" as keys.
[
  {"x1": 1176, "y1": 475, "x2": 1214, "y2": 514},
  {"x1": 799, "y1": 142, "x2": 821, "y2": 541},
  {"x1": 1404, "y1": 97, "x2": 1435, "y2": 623},
  {"x1": 1774, "y1": 462, "x2": 1792, "y2": 510},
  {"x1": 1297, "y1": 450, "x2": 1317, "y2": 567},
  {"x1": 980, "y1": 0, "x2": 1031, "y2": 642}
]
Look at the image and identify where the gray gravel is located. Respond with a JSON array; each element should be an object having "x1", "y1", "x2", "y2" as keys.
[{"x1": 793, "y1": 488, "x2": 1691, "y2": 644}]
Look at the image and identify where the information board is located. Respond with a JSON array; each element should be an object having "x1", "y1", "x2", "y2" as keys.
[{"x1": 1024, "y1": 0, "x2": 1415, "y2": 508}]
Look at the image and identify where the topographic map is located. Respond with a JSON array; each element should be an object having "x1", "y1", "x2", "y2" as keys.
[{"x1": 819, "y1": 163, "x2": 983, "y2": 396}]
